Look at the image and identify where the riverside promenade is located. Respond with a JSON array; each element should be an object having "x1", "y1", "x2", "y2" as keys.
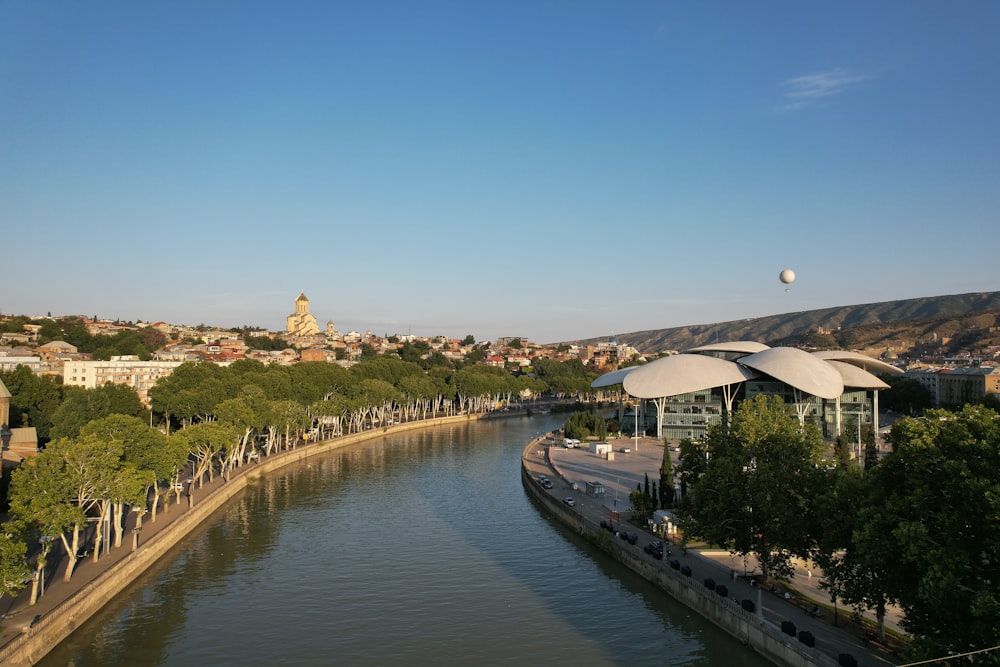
[
  {"x1": 522, "y1": 431, "x2": 903, "y2": 667},
  {"x1": 0, "y1": 413, "x2": 481, "y2": 666}
]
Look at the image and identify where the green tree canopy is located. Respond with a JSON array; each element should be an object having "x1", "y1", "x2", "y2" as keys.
[
  {"x1": 50, "y1": 383, "x2": 145, "y2": 440},
  {"x1": 0, "y1": 365, "x2": 62, "y2": 442},
  {"x1": 871, "y1": 406, "x2": 1000, "y2": 661},
  {"x1": 685, "y1": 395, "x2": 825, "y2": 580}
]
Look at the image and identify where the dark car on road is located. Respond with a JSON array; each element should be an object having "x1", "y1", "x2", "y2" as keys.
[
  {"x1": 618, "y1": 530, "x2": 638, "y2": 545},
  {"x1": 644, "y1": 540, "x2": 666, "y2": 559}
]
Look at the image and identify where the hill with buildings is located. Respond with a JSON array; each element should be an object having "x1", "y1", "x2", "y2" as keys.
[{"x1": 576, "y1": 291, "x2": 1000, "y2": 363}]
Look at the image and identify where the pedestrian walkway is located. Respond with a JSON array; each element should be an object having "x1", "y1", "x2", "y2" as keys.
[
  {"x1": 0, "y1": 466, "x2": 229, "y2": 652},
  {"x1": 0, "y1": 413, "x2": 479, "y2": 663}
]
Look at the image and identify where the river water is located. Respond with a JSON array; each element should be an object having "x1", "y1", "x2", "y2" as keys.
[{"x1": 40, "y1": 414, "x2": 769, "y2": 666}]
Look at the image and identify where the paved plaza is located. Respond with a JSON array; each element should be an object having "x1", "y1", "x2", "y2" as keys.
[{"x1": 526, "y1": 432, "x2": 904, "y2": 666}]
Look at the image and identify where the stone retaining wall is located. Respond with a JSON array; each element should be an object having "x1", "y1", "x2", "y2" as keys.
[
  {"x1": 1, "y1": 414, "x2": 479, "y2": 666},
  {"x1": 520, "y1": 436, "x2": 839, "y2": 667}
]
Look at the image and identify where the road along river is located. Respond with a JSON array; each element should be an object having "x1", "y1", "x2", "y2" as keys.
[{"x1": 38, "y1": 413, "x2": 770, "y2": 666}]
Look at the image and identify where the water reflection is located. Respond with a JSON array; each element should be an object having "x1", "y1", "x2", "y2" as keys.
[{"x1": 42, "y1": 416, "x2": 768, "y2": 666}]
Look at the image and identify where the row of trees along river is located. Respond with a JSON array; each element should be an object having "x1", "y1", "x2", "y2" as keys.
[
  {"x1": 4, "y1": 351, "x2": 1000, "y2": 665},
  {"x1": 0, "y1": 356, "x2": 609, "y2": 609}
]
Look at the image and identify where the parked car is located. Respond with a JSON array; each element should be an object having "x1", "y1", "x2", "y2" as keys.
[
  {"x1": 619, "y1": 447, "x2": 631, "y2": 453},
  {"x1": 563, "y1": 497, "x2": 576, "y2": 507},
  {"x1": 644, "y1": 541, "x2": 666, "y2": 559},
  {"x1": 619, "y1": 531, "x2": 638, "y2": 545}
]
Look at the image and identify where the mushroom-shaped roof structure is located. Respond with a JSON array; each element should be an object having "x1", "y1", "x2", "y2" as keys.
[
  {"x1": 685, "y1": 341, "x2": 771, "y2": 355},
  {"x1": 811, "y1": 350, "x2": 903, "y2": 376},
  {"x1": 738, "y1": 347, "x2": 844, "y2": 399},
  {"x1": 590, "y1": 366, "x2": 637, "y2": 389},
  {"x1": 825, "y1": 360, "x2": 891, "y2": 390},
  {"x1": 623, "y1": 353, "x2": 757, "y2": 399}
]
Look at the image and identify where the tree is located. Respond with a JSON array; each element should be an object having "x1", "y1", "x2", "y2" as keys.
[
  {"x1": 215, "y1": 386, "x2": 270, "y2": 472},
  {"x1": 564, "y1": 411, "x2": 607, "y2": 440},
  {"x1": 675, "y1": 438, "x2": 705, "y2": 505},
  {"x1": 862, "y1": 422, "x2": 878, "y2": 470},
  {"x1": 659, "y1": 441, "x2": 675, "y2": 509},
  {"x1": 8, "y1": 434, "x2": 113, "y2": 584},
  {"x1": 0, "y1": 524, "x2": 30, "y2": 601},
  {"x1": 870, "y1": 406, "x2": 1000, "y2": 662},
  {"x1": 685, "y1": 395, "x2": 824, "y2": 581},
  {"x1": 80, "y1": 414, "x2": 180, "y2": 527},
  {"x1": 170, "y1": 422, "x2": 240, "y2": 504},
  {"x1": 149, "y1": 362, "x2": 229, "y2": 432},
  {"x1": 833, "y1": 434, "x2": 853, "y2": 469},
  {"x1": 398, "y1": 340, "x2": 431, "y2": 366},
  {"x1": 880, "y1": 376, "x2": 933, "y2": 416},
  {"x1": 813, "y1": 466, "x2": 898, "y2": 642},
  {"x1": 629, "y1": 484, "x2": 656, "y2": 520},
  {"x1": 50, "y1": 383, "x2": 144, "y2": 439},
  {"x1": 0, "y1": 365, "x2": 63, "y2": 442}
]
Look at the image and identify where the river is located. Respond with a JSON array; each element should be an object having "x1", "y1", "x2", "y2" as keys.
[{"x1": 39, "y1": 414, "x2": 769, "y2": 666}]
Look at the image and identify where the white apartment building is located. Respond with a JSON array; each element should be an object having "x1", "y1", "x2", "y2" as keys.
[
  {"x1": 63, "y1": 356, "x2": 182, "y2": 406},
  {"x1": 0, "y1": 356, "x2": 43, "y2": 374}
]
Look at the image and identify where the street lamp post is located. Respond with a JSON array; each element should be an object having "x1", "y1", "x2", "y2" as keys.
[{"x1": 634, "y1": 401, "x2": 639, "y2": 452}]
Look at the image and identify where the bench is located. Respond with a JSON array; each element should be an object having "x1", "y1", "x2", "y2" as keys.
[
  {"x1": 787, "y1": 596, "x2": 822, "y2": 617},
  {"x1": 863, "y1": 632, "x2": 898, "y2": 655}
]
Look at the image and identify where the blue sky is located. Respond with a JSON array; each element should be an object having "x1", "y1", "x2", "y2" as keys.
[{"x1": 2, "y1": 2, "x2": 998, "y2": 344}]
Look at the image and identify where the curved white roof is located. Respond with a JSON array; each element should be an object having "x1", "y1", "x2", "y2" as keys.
[
  {"x1": 622, "y1": 353, "x2": 757, "y2": 399},
  {"x1": 738, "y1": 347, "x2": 845, "y2": 399},
  {"x1": 685, "y1": 341, "x2": 771, "y2": 355},
  {"x1": 590, "y1": 366, "x2": 637, "y2": 389},
  {"x1": 825, "y1": 360, "x2": 891, "y2": 390},
  {"x1": 811, "y1": 350, "x2": 903, "y2": 376}
]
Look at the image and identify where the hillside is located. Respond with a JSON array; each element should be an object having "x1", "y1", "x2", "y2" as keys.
[{"x1": 572, "y1": 292, "x2": 1000, "y2": 361}]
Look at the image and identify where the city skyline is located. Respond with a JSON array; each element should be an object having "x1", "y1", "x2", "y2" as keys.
[{"x1": 2, "y1": 2, "x2": 998, "y2": 343}]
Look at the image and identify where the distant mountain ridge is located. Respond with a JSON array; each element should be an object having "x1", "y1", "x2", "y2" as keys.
[{"x1": 569, "y1": 292, "x2": 1000, "y2": 359}]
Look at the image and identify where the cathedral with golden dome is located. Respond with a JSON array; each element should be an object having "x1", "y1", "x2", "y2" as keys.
[{"x1": 286, "y1": 292, "x2": 321, "y2": 336}]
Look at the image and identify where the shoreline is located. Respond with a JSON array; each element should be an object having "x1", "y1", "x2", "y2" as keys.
[
  {"x1": 521, "y1": 431, "x2": 896, "y2": 667},
  {"x1": 0, "y1": 413, "x2": 481, "y2": 666}
]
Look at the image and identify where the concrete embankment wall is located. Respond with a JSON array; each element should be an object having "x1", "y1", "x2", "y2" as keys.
[
  {"x1": 520, "y1": 436, "x2": 838, "y2": 667},
  {"x1": 2, "y1": 414, "x2": 479, "y2": 666}
]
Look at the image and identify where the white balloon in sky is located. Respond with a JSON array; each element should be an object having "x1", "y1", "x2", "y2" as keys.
[{"x1": 779, "y1": 269, "x2": 795, "y2": 285}]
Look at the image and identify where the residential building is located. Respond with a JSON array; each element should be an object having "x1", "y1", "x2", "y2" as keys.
[
  {"x1": 63, "y1": 356, "x2": 183, "y2": 406},
  {"x1": 0, "y1": 377, "x2": 39, "y2": 467},
  {"x1": 0, "y1": 356, "x2": 43, "y2": 374},
  {"x1": 905, "y1": 366, "x2": 1000, "y2": 408}
]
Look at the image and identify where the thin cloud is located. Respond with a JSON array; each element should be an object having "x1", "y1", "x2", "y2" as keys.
[{"x1": 780, "y1": 67, "x2": 864, "y2": 111}]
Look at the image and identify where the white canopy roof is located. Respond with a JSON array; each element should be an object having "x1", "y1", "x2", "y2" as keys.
[
  {"x1": 622, "y1": 353, "x2": 757, "y2": 399},
  {"x1": 590, "y1": 366, "x2": 637, "y2": 389},
  {"x1": 685, "y1": 341, "x2": 771, "y2": 355},
  {"x1": 825, "y1": 360, "x2": 891, "y2": 390},
  {"x1": 590, "y1": 343, "x2": 895, "y2": 401},
  {"x1": 811, "y1": 350, "x2": 903, "y2": 376},
  {"x1": 738, "y1": 347, "x2": 844, "y2": 399}
]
